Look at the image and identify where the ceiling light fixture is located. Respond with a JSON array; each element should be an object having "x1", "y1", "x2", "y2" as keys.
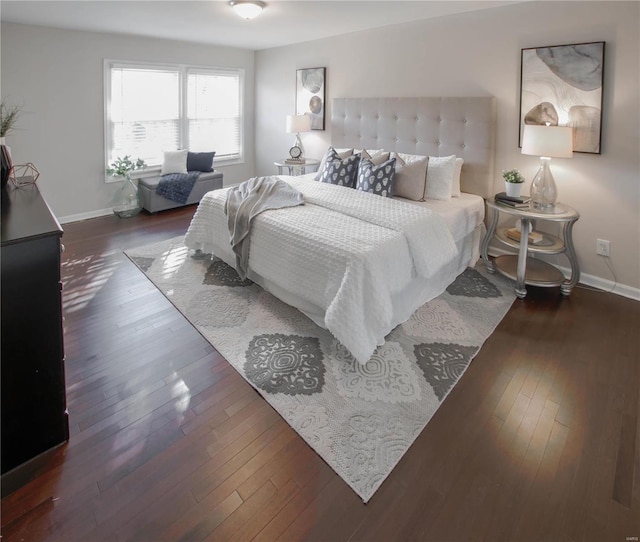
[{"x1": 230, "y1": 1, "x2": 265, "y2": 19}]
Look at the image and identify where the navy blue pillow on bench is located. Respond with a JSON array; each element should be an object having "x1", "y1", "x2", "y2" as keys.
[{"x1": 187, "y1": 151, "x2": 215, "y2": 172}]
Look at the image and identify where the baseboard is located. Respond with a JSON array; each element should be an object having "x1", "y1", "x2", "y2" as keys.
[
  {"x1": 487, "y1": 246, "x2": 639, "y2": 301},
  {"x1": 58, "y1": 208, "x2": 113, "y2": 224},
  {"x1": 556, "y1": 265, "x2": 639, "y2": 301}
]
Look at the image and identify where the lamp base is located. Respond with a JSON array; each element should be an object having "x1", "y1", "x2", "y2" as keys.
[
  {"x1": 530, "y1": 157, "x2": 557, "y2": 210},
  {"x1": 293, "y1": 133, "x2": 305, "y2": 159}
]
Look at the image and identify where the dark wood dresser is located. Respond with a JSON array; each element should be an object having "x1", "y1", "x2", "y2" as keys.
[{"x1": 1, "y1": 184, "x2": 69, "y2": 478}]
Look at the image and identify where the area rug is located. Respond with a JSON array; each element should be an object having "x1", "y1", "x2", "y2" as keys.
[{"x1": 126, "y1": 236, "x2": 515, "y2": 502}]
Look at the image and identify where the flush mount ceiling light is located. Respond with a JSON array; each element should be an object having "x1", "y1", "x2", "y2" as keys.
[{"x1": 230, "y1": 1, "x2": 265, "y2": 19}]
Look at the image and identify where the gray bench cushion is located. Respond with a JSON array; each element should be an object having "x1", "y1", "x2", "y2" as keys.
[{"x1": 139, "y1": 170, "x2": 223, "y2": 213}]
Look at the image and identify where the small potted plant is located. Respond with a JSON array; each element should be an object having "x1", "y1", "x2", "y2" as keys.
[
  {"x1": 107, "y1": 155, "x2": 146, "y2": 217},
  {"x1": 502, "y1": 168, "x2": 525, "y2": 198}
]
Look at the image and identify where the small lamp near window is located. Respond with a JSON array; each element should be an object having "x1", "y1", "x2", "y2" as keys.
[
  {"x1": 286, "y1": 114, "x2": 312, "y2": 161},
  {"x1": 521, "y1": 124, "x2": 573, "y2": 210},
  {"x1": 229, "y1": 1, "x2": 265, "y2": 19}
]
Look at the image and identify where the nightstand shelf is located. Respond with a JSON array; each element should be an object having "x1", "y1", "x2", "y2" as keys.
[
  {"x1": 493, "y1": 255, "x2": 566, "y2": 287},
  {"x1": 494, "y1": 227, "x2": 565, "y2": 254},
  {"x1": 481, "y1": 199, "x2": 580, "y2": 299}
]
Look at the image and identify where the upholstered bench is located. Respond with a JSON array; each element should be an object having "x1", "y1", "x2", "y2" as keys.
[{"x1": 139, "y1": 170, "x2": 223, "y2": 213}]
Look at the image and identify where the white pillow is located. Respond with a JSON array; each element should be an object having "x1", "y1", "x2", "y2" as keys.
[
  {"x1": 161, "y1": 149, "x2": 188, "y2": 175},
  {"x1": 425, "y1": 155, "x2": 457, "y2": 201},
  {"x1": 360, "y1": 149, "x2": 391, "y2": 165},
  {"x1": 451, "y1": 157, "x2": 464, "y2": 197},
  {"x1": 390, "y1": 152, "x2": 429, "y2": 202}
]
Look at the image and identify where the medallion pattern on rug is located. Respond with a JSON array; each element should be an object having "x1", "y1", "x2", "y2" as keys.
[
  {"x1": 446, "y1": 267, "x2": 502, "y2": 298},
  {"x1": 244, "y1": 334, "x2": 325, "y2": 395},
  {"x1": 126, "y1": 237, "x2": 515, "y2": 502}
]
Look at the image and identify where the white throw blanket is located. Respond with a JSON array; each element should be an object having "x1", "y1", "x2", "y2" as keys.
[
  {"x1": 185, "y1": 179, "x2": 457, "y2": 364},
  {"x1": 225, "y1": 176, "x2": 304, "y2": 279}
]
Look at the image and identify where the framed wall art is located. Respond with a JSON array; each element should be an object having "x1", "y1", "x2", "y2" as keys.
[
  {"x1": 296, "y1": 67, "x2": 325, "y2": 130},
  {"x1": 519, "y1": 41, "x2": 605, "y2": 154}
]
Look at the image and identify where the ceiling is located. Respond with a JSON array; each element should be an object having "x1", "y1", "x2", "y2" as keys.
[{"x1": 1, "y1": 1, "x2": 519, "y2": 51}]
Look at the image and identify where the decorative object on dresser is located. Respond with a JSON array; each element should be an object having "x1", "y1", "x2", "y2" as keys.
[
  {"x1": 9, "y1": 162, "x2": 40, "y2": 187},
  {"x1": 0, "y1": 143, "x2": 12, "y2": 190},
  {"x1": 296, "y1": 67, "x2": 325, "y2": 130},
  {"x1": 521, "y1": 124, "x2": 573, "y2": 210},
  {"x1": 502, "y1": 168, "x2": 525, "y2": 198},
  {"x1": 106, "y1": 155, "x2": 147, "y2": 218},
  {"x1": 285, "y1": 113, "x2": 311, "y2": 162},
  {"x1": 1, "y1": 183, "x2": 69, "y2": 486},
  {"x1": 519, "y1": 41, "x2": 605, "y2": 154},
  {"x1": 126, "y1": 236, "x2": 515, "y2": 502}
]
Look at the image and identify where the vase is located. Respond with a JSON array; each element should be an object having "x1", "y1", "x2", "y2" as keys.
[
  {"x1": 1, "y1": 139, "x2": 13, "y2": 190},
  {"x1": 112, "y1": 175, "x2": 142, "y2": 218},
  {"x1": 505, "y1": 181, "x2": 523, "y2": 198}
]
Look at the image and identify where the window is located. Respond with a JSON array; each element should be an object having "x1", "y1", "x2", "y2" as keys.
[{"x1": 105, "y1": 61, "x2": 243, "y2": 177}]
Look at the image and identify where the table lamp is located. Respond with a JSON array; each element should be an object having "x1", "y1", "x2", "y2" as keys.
[
  {"x1": 521, "y1": 124, "x2": 573, "y2": 210},
  {"x1": 286, "y1": 114, "x2": 312, "y2": 161}
]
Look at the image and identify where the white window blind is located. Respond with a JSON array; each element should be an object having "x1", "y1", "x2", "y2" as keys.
[
  {"x1": 106, "y1": 62, "x2": 243, "y2": 175},
  {"x1": 188, "y1": 70, "x2": 241, "y2": 159}
]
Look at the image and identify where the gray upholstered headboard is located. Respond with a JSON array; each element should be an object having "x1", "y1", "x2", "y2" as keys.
[{"x1": 331, "y1": 97, "x2": 496, "y2": 199}]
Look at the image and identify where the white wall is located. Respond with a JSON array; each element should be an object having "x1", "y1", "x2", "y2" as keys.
[
  {"x1": 255, "y1": 1, "x2": 640, "y2": 293},
  {"x1": 1, "y1": 23, "x2": 255, "y2": 222}
]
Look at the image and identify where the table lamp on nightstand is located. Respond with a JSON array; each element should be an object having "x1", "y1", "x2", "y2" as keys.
[
  {"x1": 286, "y1": 114, "x2": 312, "y2": 162},
  {"x1": 521, "y1": 124, "x2": 573, "y2": 210}
]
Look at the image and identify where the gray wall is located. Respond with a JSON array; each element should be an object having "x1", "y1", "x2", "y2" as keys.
[
  {"x1": 1, "y1": 23, "x2": 255, "y2": 222},
  {"x1": 255, "y1": 1, "x2": 640, "y2": 294}
]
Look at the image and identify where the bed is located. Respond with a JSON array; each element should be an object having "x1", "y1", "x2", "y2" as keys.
[{"x1": 185, "y1": 97, "x2": 496, "y2": 364}]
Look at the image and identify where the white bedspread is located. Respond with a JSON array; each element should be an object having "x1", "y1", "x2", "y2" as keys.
[{"x1": 184, "y1": 178, "x2": 457, "y2": 364}]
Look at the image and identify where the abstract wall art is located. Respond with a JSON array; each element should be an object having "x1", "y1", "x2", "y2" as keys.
[
  {"x1": 296, "y1": 67, "x2": 325, "y2": 130},
  {"x1": 519, "y1": 42, "x2": 605, "y2": 154}
]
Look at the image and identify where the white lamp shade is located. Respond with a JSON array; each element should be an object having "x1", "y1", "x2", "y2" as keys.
[
  {"x1": 521, "y1": 124, "x2": 573, "y2": 158},
  {"x1": 286, "y1": 114, "x2": 312, "y2": 133},
  {"x1": 230, "y1": 1, "x2": 265, "y2": 19}
]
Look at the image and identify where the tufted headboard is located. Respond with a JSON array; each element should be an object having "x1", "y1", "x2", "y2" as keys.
[{"x1": 331, "y1": 97, "x2": 496, "y2": 199}]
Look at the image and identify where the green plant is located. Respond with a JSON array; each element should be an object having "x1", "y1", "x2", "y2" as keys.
[
  {"x1": 106, "y1": 155, "x2": 146, "y2": 178},
  {"x1": 502, "y1": 168, "x2": 525, "y2": 184},
  {"x1": 0, "y1": 100, "x2": 21, "y2": 138}
]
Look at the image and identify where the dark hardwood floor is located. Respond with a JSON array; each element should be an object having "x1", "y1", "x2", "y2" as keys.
[{"x1": 1, "y1": 205, "x2": 639, "y2": 541}]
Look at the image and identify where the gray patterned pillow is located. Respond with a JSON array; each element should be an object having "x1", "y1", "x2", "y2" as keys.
[
  {"x1": 318, "y1": 152, "x2": 361, "y2": 188},
  {"x1": 355, "y1": 157, "x2": 397, "y2": 197}
]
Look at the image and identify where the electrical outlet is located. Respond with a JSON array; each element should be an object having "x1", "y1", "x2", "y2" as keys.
[{"x1": 596, "y1": 238, "x2": 610, "y2": 257}]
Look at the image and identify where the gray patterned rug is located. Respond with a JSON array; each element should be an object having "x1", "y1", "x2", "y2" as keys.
[{"x1": 126, "y1": 236, "x2": 515, "y2": 502}]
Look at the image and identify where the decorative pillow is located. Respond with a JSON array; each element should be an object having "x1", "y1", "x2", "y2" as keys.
[
  {"x1": 359, "y1": 149, "x2": 391, "y2": 165},
  {"x1": 315, "y1": 147, "x2": 354, "y2": 180},
  {"x1": 318, "y1": 153, "x2": 361, "y2": 188},
  {"x1": 161, "y1": 149, "x2": 188, "y2": 175},
  {"x1": 425, "y1": 155, "x2": 457, "y2": 201},
  {"x1": 390, "y1": 152, "x2": 429, "y2": 201},
  {"x1": 355, "y1": 157, "x2": 397, "y2": 197},
  {"x1": 451, "y1": 157, "x2": 464, "y2": 197},
  {"x1": 187, "y1": 151, "x2": 215, "y2": 172}
]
